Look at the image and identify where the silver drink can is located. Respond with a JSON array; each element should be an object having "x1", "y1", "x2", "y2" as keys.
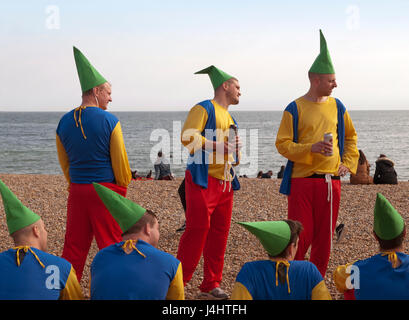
[{"x1": 324, "y1": 132, "x2": 333, "y2": 156}]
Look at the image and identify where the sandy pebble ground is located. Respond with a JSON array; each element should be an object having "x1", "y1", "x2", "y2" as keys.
[{"x1": 0, "y1": 173, "x2": 408, "y2": 300}]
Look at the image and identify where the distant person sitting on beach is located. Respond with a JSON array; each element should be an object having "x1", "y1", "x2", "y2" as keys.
[
  {"x1": 231, "y1": 219, "x2": 331, "y2": 300},
  {"x1": 154, "y1": 151, "x2": 174, "y2": 180},
  {"x1": 333, "y1": 193, "x2": 408, "y2": 299},
  {"x1": 0, "y1": 179, "x2": 83, "y2": 300},
  {"x1": 131, "y1": 170, "x2": 153, "y2": 180},
  {"x1": 261, "y1": 170, "x2": 273, "y2": 179},
  {"x1": 91, "y1": 183, "x2": 184, "y2": 300},
  {"x1": 277, "y1": 166, "x2": 285, "y2": 179},
  {"x1": 350, "y1": 150, "x2": 373, "y2": 185},
  {"x1": 374, "y1": 154, "x2": 398, "y2": 185}
]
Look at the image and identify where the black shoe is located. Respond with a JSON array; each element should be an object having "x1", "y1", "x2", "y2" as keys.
[
  {"x1": 176, "y1": 222, "x2": 186, "y2": 232},
  {"x1": 336, "y1": 223, "x2": 345, "y2": 242}
]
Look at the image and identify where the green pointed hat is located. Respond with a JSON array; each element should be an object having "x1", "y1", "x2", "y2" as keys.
[
  {"x1": 309, "y1": 29, "x2": 335, "y2": 74},
  {"x1": 0, "y1": 179, "x2": 41, "y2": 235},
  {"x1": 195, "y1": 65, "x2": 234, "y2": 90},
  {"x1": 73, "y1": 46, "x2": 108, "y2": 93},
  {"x1": 373, "y1": 193, "x2": 404, "y2": 240},
  {"x1": 237, "y1": 221, "x2": 291, "y2": 256},
  {"x1": 93, "y1": 183, "x2": 146, "y2": 233}
]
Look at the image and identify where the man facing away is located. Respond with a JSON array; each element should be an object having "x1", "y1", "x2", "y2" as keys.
[
  {"x1": 0, "y1": 179, "x2": 83, "y2": 300},
  {"x1": 177, "y1": 65, "x2": 241, "y2": 299},
  {"x1": 56, "y1": 47, "x2": 132, "y2": 281},
  {"x1": 334, "y1": 193, "x2": 409, "y2": 300},
  {"x1": 275, "y1": 30, "x2": 359, "y2": 277},
  {"x1": 90, "y1": 183, "x2": 184, "y2": 300}
]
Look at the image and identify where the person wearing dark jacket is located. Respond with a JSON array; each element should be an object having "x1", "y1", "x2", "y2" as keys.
[{"x1": 374, "y1": 154, "x2": 398, "y2": 185}]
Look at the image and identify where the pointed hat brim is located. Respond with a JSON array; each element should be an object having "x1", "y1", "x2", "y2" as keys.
[
  {"x1": 0, "y1": 179, "x2": 41, "y2": 235},
  {"x1": 93, "y1": 183, "x2": 146, "y2": 233},
  {"x1": 237, "y1": 221, "x2": 291, "y2": 256}
]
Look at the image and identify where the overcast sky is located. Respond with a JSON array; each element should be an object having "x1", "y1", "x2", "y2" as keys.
[{"x1": 1, "y1": 0, "x2": 409, "y2": 111}]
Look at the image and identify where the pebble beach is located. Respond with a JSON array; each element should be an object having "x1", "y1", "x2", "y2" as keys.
[{"x1": 0, "y1": 173, "x2": 408, "y2": 300}]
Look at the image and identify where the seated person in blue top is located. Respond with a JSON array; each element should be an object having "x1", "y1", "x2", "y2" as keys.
[
  {"x1": 90, "y1": 183, "x2": 185, "y2": 300},
  {"x1": 231, "y1": 219, "x2": 331, "y2": 300},
  {"x1": 333, "y1": 193, "x2": 409, "y2": 300},
  {"x1": 0, "y1": 179, "x2": 83, "y2": 300}
]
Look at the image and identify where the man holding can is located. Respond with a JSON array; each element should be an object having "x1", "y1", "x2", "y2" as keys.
[
  {"x1": 177, "y1": 65, "x2": 241, "y2": 299},
  {"x1": 275, "y1": 30, "x2": 359, "y2": 277}
]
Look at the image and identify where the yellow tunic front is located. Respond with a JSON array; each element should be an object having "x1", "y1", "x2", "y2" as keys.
[
  {"x1": 181, "y1": 100, "x2": 238, "y2": 181},
  {"x1": 275, "y1": 97, "x2": 359, "y2": 177}
]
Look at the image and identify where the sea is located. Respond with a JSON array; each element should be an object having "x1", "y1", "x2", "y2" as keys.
[{"x1": 0, "y1": 110, "x2": 408, "y2": 181}]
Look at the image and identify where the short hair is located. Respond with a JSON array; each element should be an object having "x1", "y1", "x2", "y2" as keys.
[
  {"x1": 269, "y1": 220, "x2": 303, "y2": 285},
  {"x1": 82, "y1": 82, "x2": 111, "y2": 97},
  {"x1": 215, "y1": 77, "x2": 239, "y2": 91},
  {"x1": 272, "y1": 220, "x2": 304, "y2": 259},
  {"x1": 10, "y1": 220, "x2": 41, "y2": 242},
  {"x1": 122, "y1": 210, "x2": 158, "y2": 237},
  {"x1": 374, "y1": 226, "x2": 406, "y2": 251},
  {"x1": 308, "y1": 71, "x2": 319, "y2": 80}
]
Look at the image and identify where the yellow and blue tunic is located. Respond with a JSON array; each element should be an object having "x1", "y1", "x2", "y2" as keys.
[
  {"x1": 334, "y1": 252, "x2": 409, "y2": 300},
  {"x1": 56, "y1": 106, "x2": 131, "y2": 187},
  {"x1": 231, "y1": 260, "x2": 331, "y2": 300},
  {"x1": 0, "y1": 247, "x2": 83, "y2": 300},
  {"x1": 276, "y1": 97, "x2": 359, "y2": 179},
  {"x1": 181, "y1": 100, "x2": 238, "y2": 183},
  {"x1": 90, "y1": 240, "x2": 184, "y2": 300}
]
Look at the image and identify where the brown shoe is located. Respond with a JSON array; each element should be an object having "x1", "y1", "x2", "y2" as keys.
[{"x1": 197, "y1": 287, "x2": 229, "y2": 300}]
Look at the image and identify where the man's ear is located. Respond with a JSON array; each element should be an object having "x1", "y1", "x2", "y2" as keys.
[
  {"x1": 32, "y1": 224, "x2": 40, "y2": 238},
  {"x1": 144, "y1": 223, "x2": 151, "y2": 237},
  {"x1": 221, "y1": 81, "x2": 230, "y2": 91}
]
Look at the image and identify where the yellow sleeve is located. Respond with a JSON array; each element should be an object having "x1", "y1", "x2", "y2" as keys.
[
  {"x1": 110, "y1": 122, "x2": 132, "y2": 187},
  {"x1": 230, "y1": 282, "x2": 253, "y2": 300},
  {"x1": 341, "y1": 111, "x2": 359, "y2": 175},
  {"x1": 166, "y1": 263, "x2": 185, "y2": 300},
  {"x1": 275, "y1": 110, "x2": 314, "y2": 165},
  {"x1": 311, "y1": 280, "x2": 332, "y2": 300},
  {"x1": 56, "y1": 134, "x2": 71, "y2": 185},
  {"x1": 181, "y1": 105, "x2": 209, "y2": 153},
  {"x1": 59, "y1": 266, "x2": 84, "y2": 300},
  {"x1": 333, "y1": 263, "x2": 353, "y2": 294}
]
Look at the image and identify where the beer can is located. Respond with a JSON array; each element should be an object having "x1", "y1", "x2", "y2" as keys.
[
  {"x1": 323, "y1": 132, "x2": 333, "y2": 156},
  {"x1": 324, "y1": 132, "x2": 333, "y2": 143}
]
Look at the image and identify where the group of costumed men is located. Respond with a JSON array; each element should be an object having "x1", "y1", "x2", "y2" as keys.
[{"x1": 0, "y1": 30, "x2": 407, "y2": 300}]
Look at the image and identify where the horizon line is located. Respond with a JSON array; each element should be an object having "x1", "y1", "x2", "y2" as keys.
[{"x1": 1, "y1": 108, "x2": 409, "y2": 112}]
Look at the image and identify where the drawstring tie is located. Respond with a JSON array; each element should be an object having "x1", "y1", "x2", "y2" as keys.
[
  {"x1": 122, "y1": 239, "x2": 146, "y2": 258},
  {"x1": 381, "y1": 251, "x2": 399, "y2": 268},
  {"x1": 222, "y1": 162, "x2": 236, "y2": 193},
  {"x1": 73, "y1": 106, "x2": 87, "y2": 139},
  {"x1": 325, "y1": 174, "x2": 334, "y2": 252},
  {"x1": 14, "y1": 246, "x2": 45, "y2": 268},
  {"x1": 275, "y1": 260, "x2": 291, "y2": 294}
]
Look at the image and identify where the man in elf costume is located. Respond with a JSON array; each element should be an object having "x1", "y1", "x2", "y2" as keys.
[
  {"x1": 56, "y1": 47, "x2": 132, "y2": 281},
  {"x1": 231, "y1": 219, "x2": 332, "y2": 300},
  {"x1": 90, "y1": 183, "x2": 184, "y2": 300},
  {"x1": 177, "y1": 65, "x2": 241, "y2": 299},
  {"x1": 275, "y1": 30, "x2": 359, "y2": 277},
  {"x1": 0, "y1": 179, "x2": 83, "y2": 300},
  {"x1": 334, "y1": 193, "x2": 409, "y2": 300}
]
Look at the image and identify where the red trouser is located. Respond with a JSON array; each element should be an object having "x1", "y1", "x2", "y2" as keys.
[
  {"x1": 62, "y1": 182, "x2": 127, "y2": 281},
  {"x1": 288, "y1": 177, "x2": 341, "y2": 277},
  {"x1": 177, "y1": 170, "x2": 234, "y2": 293}
]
